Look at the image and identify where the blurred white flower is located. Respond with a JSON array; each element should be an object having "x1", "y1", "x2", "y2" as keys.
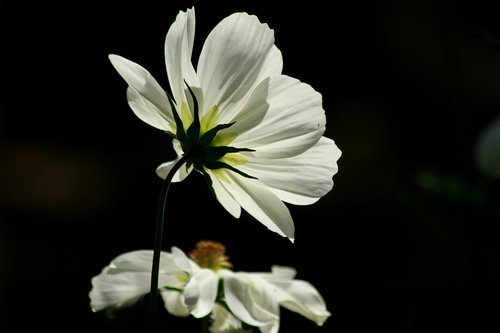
[
  {"x1": 108, "y1": 7, "x2": 341, "y2": 242},
  {"x1": 89, "y1": 247, "x2": 216, "y2": 318},
  {"x1": 475, "y1": 115, "x2": 500, "y2": 179},
  {"x1": 89, "y1": 241, "x2": 331, "y2": 332}
]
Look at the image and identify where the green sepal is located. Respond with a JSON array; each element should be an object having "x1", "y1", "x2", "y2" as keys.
[
  {"x1": 167, "y1": 91, "x2": 187, "y2": 143},
  {"x1": 204, "y1": 160, "x2": 258, "y2": 179},
  {"x1": 199, "y1": 122, "x2": 235, "y2": 147},
  {"x1": 185, "y1": 81, "x2": 201, "y2": 141},
  {"x1": 205, "y1": 146, "x2": 255, "y2": 161},
  {"x1": 164, "y1": 130, "x2": 176, "y2": 139}
]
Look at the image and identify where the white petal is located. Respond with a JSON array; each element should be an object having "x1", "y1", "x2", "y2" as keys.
[
  {"x1": 239, "y1": 137, "x2": 341, "y2": 205},
  {"x1": 164, "y1": 7, "x2": 199, "y2": 105},
  {"x1": 160, "y1": 289, "x2": 190, "y2": 317},
  {"x1": 217, "y1": 77, "x2": 270, "y2": 136},
  {"x1": 209, "y1": 303, "x2": 244, "y2": 332},
  {"x1": 259, "y1": 275, "x2": 331, "y2": 326},
  {"x1": 156, "y1": 159, "x2": 192, "y2": 182},
  {"x1": 209, "y1": 171, "x2": 241, "y2": 218},
  {"x1": 155, "y1": 140, "x2": 192, "y2": 182},
  {"x1": 197, "y1": 12, "x2": 275, "y2": 118},
  {"x1": 256, "y1": 45, "x2": 283, "y2": 81},
  {"x1": 213, "y1": 170, "x2": 294, "y2": 241},
  {"x1": 126, "y1": 87, "x2": 174, "y2": 131},
  {"x1": 183, "y1": 269, "x2": 218, "y2": 318},
  {"x1": 259, "y1": 322, "x2": 280, "y2": 333},
  {"x1": 89, "y1": 250, "x2": 186, "y2": 313},
  {"x1": 223, "y1": 272, "x2": 280, "y2": 328},
  {"x1": 270, "y1": 266, "x2": 297, "y2": 279},
  {"x1": 170, "y1": 246, "x2": 193, "y2": 273},
  {"x1": 89, "y1": 271, "x2": 151, "y2": 312},
  {"x1": 233, "y1": 75, "x2": 326, "y2": 159},
  {"x1": 108, "y1": 55, "x2": 174, "y2": 126},
  {"x1": 105, "y1": 250, "x2": 164, "y2": 274}
]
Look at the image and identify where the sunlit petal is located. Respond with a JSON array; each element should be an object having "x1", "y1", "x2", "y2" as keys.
[
  {"x1": 197, "y1": 12, "x2": 275, "y2": 118},
  {"x1": 109, "y1": 55, "x2": 173, "y2": 125},
  {"x1": 89, "y1": 271, "x2": 150, "y2": 312},
  {"x1": 210, "y1": 171, "x2": 242, "y2": 218},
  {"x1": 89, "y1": 250, "x2": 173, "y2": 312},
  {"x1": 127, "y1": 87, "x2": 174, "y2": 132},
  {"x1": 165, "y1": 7, "x2": 200, "y2": 105},
  {"x1": 233, "y1": 75, "x2": 326, "y2": 158},
  {"x1": 213, "y1": 170, "x2": 294, "y2": 242},
  {"x1": 239, "y1": 137, "x2": 341, "y2": 205}
]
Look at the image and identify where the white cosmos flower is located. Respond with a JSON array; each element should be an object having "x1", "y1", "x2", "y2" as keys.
[
  {"x1": 89, "y1": 242, "x2": 331, "y2": 332},
  {"x1": 108, "y1": 7, "x2": 341, "y2": 241},
  {"x1": 89, "y1": 247, "x2": 217, "y2": 318}
]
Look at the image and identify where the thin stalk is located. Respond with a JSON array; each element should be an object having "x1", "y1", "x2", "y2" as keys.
[{"x1": 149, "y1": 154, "x2": 190, "y2": 321}]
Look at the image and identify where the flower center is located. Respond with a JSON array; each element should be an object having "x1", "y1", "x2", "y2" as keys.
[
  {"x1": 170, "y1": 83, "x2": 257, "y2": 181},
  {"x1": 188, "y1": 240, "x2": 233, "y2": 271}
]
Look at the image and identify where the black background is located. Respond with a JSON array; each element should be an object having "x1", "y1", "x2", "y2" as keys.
[{"x1": 1, "y1": 0, "x2": 499, "y2": 332}]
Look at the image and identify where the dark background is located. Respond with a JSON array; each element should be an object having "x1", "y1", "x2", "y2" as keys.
[{"x1": 1, "y1": 0, "x2": 499, "y2": 332}]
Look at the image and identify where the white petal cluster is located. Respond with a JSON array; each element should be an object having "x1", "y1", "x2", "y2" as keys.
[
  {"x1": 89, "y1": 248, "x2": 331, "y2": 333},
  {"x1": 109, "y1": 7, "x2": 341, "y2": 241}
]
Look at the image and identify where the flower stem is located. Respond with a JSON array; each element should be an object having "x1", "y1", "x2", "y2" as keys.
[
  {"x1": 201, "y1": 315, "x2": 209, "y2": 333},
  {"x1": 149, "y1": 154, "x2": 190, "y2": 323}
]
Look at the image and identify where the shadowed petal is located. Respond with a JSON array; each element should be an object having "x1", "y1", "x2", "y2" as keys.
[
  {"x1": 155, "y1": 140, "x2": 192, "y2": 182},
  {"x1": 183, "y1": 269, "x2": 218, "y2": 318},
  {"x1": 223, "y1": 271, "x2": 280, "y2": 330},
  {"x1": 160, "y1": 289, "x2": 190, "y2": 317}
]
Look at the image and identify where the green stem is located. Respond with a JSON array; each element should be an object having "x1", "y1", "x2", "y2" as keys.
[
  {"x1": 201, "y1": 315, "x2": 209, "y2": 333},
  {"x1": 149, "y1": 154, "x2": 190, "y2": 323}
]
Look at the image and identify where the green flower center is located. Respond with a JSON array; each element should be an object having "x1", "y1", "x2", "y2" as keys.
[{"x1": 168, "y1": 82, "x2": 256, "y2": 185}]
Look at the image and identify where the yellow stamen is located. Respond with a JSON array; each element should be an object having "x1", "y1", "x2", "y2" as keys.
[{"x1": 188, "y1": 240, "x2": 233, "y2": 270}]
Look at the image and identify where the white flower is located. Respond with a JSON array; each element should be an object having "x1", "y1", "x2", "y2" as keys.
[
  {"x1": 89, "y1": 243, "x2": 331, "y2": 332},
  {"x1": 220, "y1": 266, "x2": 331, "y2": 333},
  {"x1": 108, "y1": 7, "x2": 341, "y2": 242},
  {"x1": 89, "y1": 247, "x2": 217, "y2": 318}
]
